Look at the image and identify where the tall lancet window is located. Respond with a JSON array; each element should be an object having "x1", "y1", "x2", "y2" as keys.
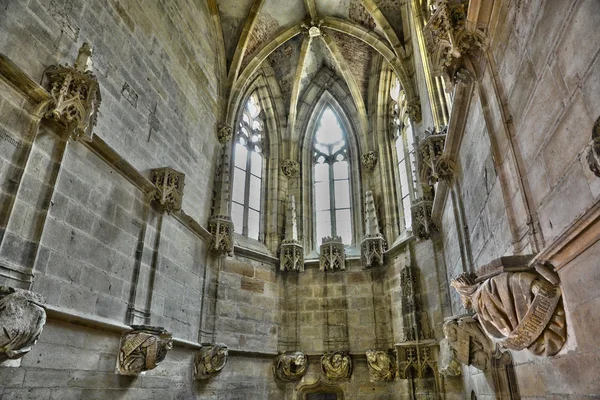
[
  {"x1": 390, "y1": 78, "x2": 417, "y2": 231},
  {"x1": 313, "y1": 107, "x2": 352, "y2": 245},
  {"x1": 232, "y1": 93, "x2": 264, "y2": 240}
]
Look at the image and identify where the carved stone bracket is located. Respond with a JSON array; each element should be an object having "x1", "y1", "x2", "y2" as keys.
[
  {"x1": 406, "y1": 97, "x2": 422, "y2": 124},
  {"x1": 319, "y1": 236, "x2": 346, "y2": 271},
  {"x1": 424, "y1": 0, "x2": 488, "y2": 91},
  {"x1": 217, "y1": 122, "x2": 233, "y2": 144},
  {"x1": 397, "y1": 343, "x2": 439, "y2": 380},
  {"x1": 366, "y1": 350, "x2": 396, "y2": 381},
  {"x1": 0, "y1": 286, "x2": 46, "y2": 362},
  {"x1": 586, "y1": 116, "x2": 600, "y2": 177},
  {"x1": 418, "y1": 127, "x2": 454, "y2": 185},
  {"x1": 321, "y1": 352, "x2": 352, "y2": 380},
  {"x1": 361, "y1": 151, "x2": 378, "y2": 172},
  {"x1": 208, "y1": 215, "x2": 234, "y2": 256},
  {"x1": 273, "y1": 351, "x2": 308, "y2": 382},
  {"x1": 117, "y1": 325, "x2": 173, "y2": 375},
  {"x1": 451, "y1": 255, "x2": 567, "y2": 357},
  {"x1": 44, "y1": 43, "x2": 101, "y2": 141},
  {"x1": 150, "y1": 167, "x2": 185, "y2": 213},
  {"x1": 411, "y1": 198, "x2": 437, "y2": 240},
  {"x1": 281, "y1": 159, "x2": 300, "y2": 178},
  {"x1": 194, "y1": 343, "x2": 228, "y2": 379}
]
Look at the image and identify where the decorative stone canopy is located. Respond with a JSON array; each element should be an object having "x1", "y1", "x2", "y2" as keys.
[
  {"x1": 194, "y1": 343, "x2": 228, "y2": 379},
  {"x1": 0, "y1": 286, "x2": 46, "y2": 362},
  {"x1": 44, "y1": 42, "x2": 101, "y2": 141},
  {"x1": 273, "y1": 351, "x2": 308, "y2": 382},
  {"x1": 150, "y1": 167, "x2": 185, "y2": 214},
  {"x1": 117, "y1": 325, "x2": 173, "y2": 375},
  {"x1": 319, "y1": 236, "x2": 346, "y2": 271},
  {"x1": 321, "y1": 352, "x2": 352, "y2": 380},
  {"x1": 366, "y1": 350, "x2": 396, "y2": 382}
]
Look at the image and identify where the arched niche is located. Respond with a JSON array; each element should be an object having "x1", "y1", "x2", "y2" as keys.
[{"x1": 296, "y1": 379, "x2": 344, "y2": 400}]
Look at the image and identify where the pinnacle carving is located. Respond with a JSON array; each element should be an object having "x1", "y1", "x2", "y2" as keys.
[
  {"x1": 209, "y1": 147, "x2": 234, "y2": 256},
  {"x1": 150, "y1": 167, "x2": 185, "y2": 214},
  {"x1": 361, "y1": 191, "x2": 385, "y2": 268},
  {"x1": 281, "y1": 159, "x2": 300, "y2": 178},
  {"x1": 279, "y1": 195, "x2": 304, "y2": 272},
  {"x1": 117, "y1": 325, "x2": 172, "y2": 375},
  {"x1": 361, "y1": 151, "x2": 378, "y2": 172},
  {"x1": 44, "y1": 42, "x2": 101, "y2": 141}
]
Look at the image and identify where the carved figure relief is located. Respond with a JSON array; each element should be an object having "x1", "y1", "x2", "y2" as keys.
[
  {"x1": 117, "y1": 326, "x2": 173, "y2": 375},
  {"x1": 319, "y1": 236, "x2": 346, "y2": 271},
  {"x1": 452, "y1": 269, "x2": 567, "y2": 357},
  {"x1": 321, "y1": 352, "x2": 352, "y2": 380},
  {"x1": 273, "y1": 351, "x2": 308, "y2": 382},
  {"x1": 0, "y1": 287, "x2": 46, "y2": 362},
  {"x1": 194, "y1": 343, "x2": 228, "y2": 379},
  {"x1": 150, "y1": 167, "x2": 185, "y2": 213},
  {"x1": 366, "y1": 350, "x2": 396, "y2": 381},
  {"x1": 45, "y1": 42, "x2": 101, "y2": 141}
]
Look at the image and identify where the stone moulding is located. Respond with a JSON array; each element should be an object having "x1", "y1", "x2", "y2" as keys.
[
  {"x1": 0, "y1": 286, "x2": 46, "y2": 363},
  {"x1": 194, "y1": 343, "x2": 228, "y2": 379},
  {"x1": 117, "y1": 325, "x2": 173, "y2": 375},
  {"x1": 150, "y1": 167, "x2": 185, "y2": 214},
  {"x1": 411, "y1": 198, "x2": 437, "y2": 240},
  {"x1": 321, "y1": 351, "x2": 352, "y2": 380},
  {"x1": 366, "y1": 349, "x2": 396, "y2": 381},
  {"x1": 44, "y1": 42, "x2": 101, "y2": 141},
  {"x1": 451, "y1": 255, "x2": 567, "y2": 357},
  {"x1": 319, "y1": 236, "x2": 346, "y2": 271},
  {"x1": 273, "y1": 351, "x2": 308, "y2": 382},
  {"x1": 281, "y1": 159, "x2": 300, "y2": 178},
  {"x1": 361, "y1": 151, "x2": 378, "y2": 172}
]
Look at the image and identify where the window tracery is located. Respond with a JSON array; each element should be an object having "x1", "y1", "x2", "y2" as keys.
[{"x1": 231, "y1": 93, "x2": 264, "y2": 241}]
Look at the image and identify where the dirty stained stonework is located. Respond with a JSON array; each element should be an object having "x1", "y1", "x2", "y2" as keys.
[{"x1": 0, "y1": 0, "x2": 600, "y2": 399}]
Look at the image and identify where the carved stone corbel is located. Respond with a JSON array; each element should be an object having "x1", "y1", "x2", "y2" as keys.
[
  {"x1": 366, "y1": 350, "x2": 396, "y2": 381},
  {"x1": 319, "y1": 236, "x2": 345, "y2": 271},
  {"x1": 150, "y1": 167, "x2": 185, "y2": 213},
  {"x1": 586, "y1": 116, "x2": 600, "y2": 177},
  {"x1": 194, "y1": 343, "x2": 228, "y2": 379},
  {"x1": 361, "y1": 151, "x2": 378, "y2": 172},
  {"x1": 273, "y1": 351, "x2": 308, "y2": 382},
  {"x1": 406, "y1": 97, "x2": 422, "y2": 124},
  {"x1": 217, "y1": 122, "x2": 233, "y2": 144},
  {"x1": 418, "y1": 127, "x2": 453, "y2": 185},
  {"x1": 44, "y1": 42, "x2": 101, "y2": 141},
  {"x1": 451, "y1": 256, "x2": 567, "y2": 357},
  {"x1": 321, "y1": 351, "x2": 352, "y2": 380},
  {"x1": 411, "y1": 198, "x2": 437, "y2": 240},
  {"x1": 0, "y1": 286, "x2": 46, "y2": 362},
  {"x1": 117, "y1": 325, "x2": 173, "y2": 375},
  {"x1": 281, "y1": 159, "x2": 300, "y2": 178}
]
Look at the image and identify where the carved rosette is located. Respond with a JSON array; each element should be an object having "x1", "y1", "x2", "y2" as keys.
[
  {"x1": 117, "y1": 325, "x2": 173, "y2": 375},
  {"x1": 411, "y1": 199, "x2": 437, "y2": 240},
  {"x1": 208, "y1": 215, "x2": 234, "y2": 256},
  {"x1": 45, "y1": 43, "x2": 101, "y2": 141},
  {"x1": 587, "y1": 116, "x2": 600, "y2": 177},
  {"x1": 281, "y1": 159, "x2": 300, "y2": 178},
  {"x1": 418, "y1": 127, "x2": 454, "y2": 185},
  {"x1": 424, "y1": 0, "x2": 488, "y2": 90},
  {"x1": 321, "y1": 352, "x2": 352, "y2": 380},
  {"x1": 319, "y1": 236, "x2": 346, "y2": 271},
  {"x1": 194, "y1": 343, "x2": 228, "y2": 379},
  {"x1": 217, "y1": 122, "x2": 233, "y2": 144},
  {"x1": 0, "y1": 286, "x2": 46, "y2": 362},
  {"x1": 366, "y1": 350, "x2": 396, "y2": 381},
  {"x1": 406, "y1": 98, "x2": 422, "y2": 124},
  {"x1": 273, "y1": 351, "x2": 308, "y2": 382},
  {"x1": 361, "y1": 151, "x2": 378, "y2": 172},
  {"x1": 150, "y1": 167, "x2": 185, "y2": 213},
  {"x1": 397, "y1": 344, "x2": 439, "y2": 380},
  {"x1": 451, "y1": 256, "x2": 567, "y2": 357}
]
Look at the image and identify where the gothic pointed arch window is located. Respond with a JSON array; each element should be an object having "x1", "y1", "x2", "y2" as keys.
[
  {"x1": 231, "y1": 92, "x2": 264, "y2": 240},
  {"x1": 390, "y1": 78, "x2": 417, "y2": 232},
  {"x1": 313, "y1": 107, "x2": 353, "y2": 245}
]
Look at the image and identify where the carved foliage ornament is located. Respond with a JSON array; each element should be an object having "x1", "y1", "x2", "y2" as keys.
[
  {"x1": 321, "y1": 352, "x2": 352, "y2": 380},
  {"x1": 452, "y1": 265, "x2": 567, "y2": 357},
  {"x1": 45, "y1": 42, "x2": 101, "y2": 141},
  {"x1": 117, "y1": 325, "x2": 173, "y2": 375},
  {"x1": 281, "y1": 159, "x2": 300, "y2": 178},
  {"x1": 418, "y1": 127, "x2": 455, "y2": 185},
  {"x1": 194, "y1": 343, "x2": 228, "y2": 379},
  {"x1": 319, "y1": 236, "x2": 346, "y2": 271},
  {"x1": 150, "y1": 167, "x2": 185, "y2": 213},
  {"x1": 273, "y1": 351, "x2": 308, "y2": 382},
  {"x1": 217, "y1": 122, "x2": 233, "y2": 144},
  {"x1": 0, "y1": 286, "x2": 46, "y2": 362},
  {"x1": 411, "y1": 198, "x2": 438, "y2": 240},
  {"x1": 361, "y1": 151, "x2": 378, "y2": 172},
  {"x1": 366, "y1": 350, "x2": 396, "y2": 381},
  {"x1": 587, "y1": 116, "x2": 600, "y2": 177}
]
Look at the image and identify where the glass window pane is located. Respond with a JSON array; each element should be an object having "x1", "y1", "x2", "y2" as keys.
[
  {"x1": 333, "y1": 160, "x2": 348, "y2": 180},
  {"x1": 334, "y1": 179, "x2": 350, "y2": 209},
  {"x1": 314, "y1": 163, "x2": 329, "y2": 183},
  {"x1": 232, "y1": 202, "x2": 244, "y2": 234},
  {"x1": 403, "y1": 196, "x2": 412, "y2": 230},
  {"x1": 316, "y1": 210, "x2": 332, "y2": 244},
  {"x1": 247, "y1": 209, "x2": 260, "y2": 240},
  {"x1": 314, "y1": 180, "x2": 330, "y2": 211},
  {"x1": 315, "y1": 108, "x2": 343, "y2": 145},
  {"x1": 250, "y1": 151, "x2": 262, "y2": 177},
  {"x1": 335, "y1": 209, "x2": 352, "y2": 245},
  {"x1": 399, "y1": 160, "x2": 408, "y2": 189},
  {"x1": 234, "y1": 143, "x2": 248, "y2": 169},
  {"x1": 249, "y1": 175, "x2": 261, "y2": 211},
  {"x1": 232, "y1": 168, "x2": 246, "y2": 203},
  {"x1": 395, "y1": 137, "x2": 405, "y2": 162}
]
